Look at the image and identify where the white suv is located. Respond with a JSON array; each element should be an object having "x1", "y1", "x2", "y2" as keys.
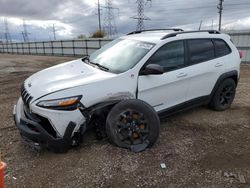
[{"x1": 13, "y1": 29, "x2": 241, "y2": 153}]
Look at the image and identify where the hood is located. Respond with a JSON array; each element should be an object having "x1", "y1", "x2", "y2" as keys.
[{"x1": 24, "y1": 59, "x2": 115, "y2": 99}]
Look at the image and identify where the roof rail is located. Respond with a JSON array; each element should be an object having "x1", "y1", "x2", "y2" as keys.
[
  {"x1": 161, "y1": 30, "x2": 221, "y2": 40},
  {"x1": 127, "y1": 28, "x2": 184, "y2": 35}
]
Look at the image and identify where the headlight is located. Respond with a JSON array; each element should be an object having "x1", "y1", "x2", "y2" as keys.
[{"x1": 37, "y1": 96, "x2": 82, "y2": 110}]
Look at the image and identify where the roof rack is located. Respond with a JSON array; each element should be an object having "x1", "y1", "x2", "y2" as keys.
[
  {"x1": 127, "y1": 28, "x2": 184, "y2": 35},
  {"x1": 161, "y1": 30, "x2": 221, "y2": 40}
]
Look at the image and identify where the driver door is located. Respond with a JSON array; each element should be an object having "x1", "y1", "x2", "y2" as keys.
[{"x1": 137, "y1": 40, "x2": 189, "y2": 112}]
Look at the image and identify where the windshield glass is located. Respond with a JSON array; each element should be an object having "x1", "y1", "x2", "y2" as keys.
[{"x1": 89, "y1": 39, "x2": 155, "y2": 73}]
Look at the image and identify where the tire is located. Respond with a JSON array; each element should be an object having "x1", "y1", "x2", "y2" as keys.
[
  {"x1": 106, "y1": 99, "x2": 160, "y2": 150},
  {"x1": 209, "y1": 78, "x2": 236, "y2": 111}
]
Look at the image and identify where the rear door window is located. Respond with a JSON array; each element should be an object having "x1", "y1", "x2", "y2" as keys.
[
  {"x1": 188, "y1": 39, "x2": 215, "y2": 64},
  {"x1": 214, "y1": 39, "x2": 232, "y2": 57}
]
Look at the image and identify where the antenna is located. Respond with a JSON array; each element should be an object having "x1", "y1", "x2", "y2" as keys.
[
  {"x1": 103, "y1": 0, "x2": 118, "y2": 38},
  {"x1": 131, "y1": 0, "x2": 152, "y2": 31}
]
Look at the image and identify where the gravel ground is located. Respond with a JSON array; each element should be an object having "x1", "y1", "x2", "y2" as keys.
[{"x1": 0, "y1": 54, "x2": 249, "y2": 188}]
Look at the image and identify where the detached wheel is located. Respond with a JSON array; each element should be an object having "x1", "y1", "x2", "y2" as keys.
[
  {"x1": 210, "y1": 78, "x2": 236, "y2": 111},
  {"x1": 106, "y1": 99, "x2": 160, "y2": 152}
]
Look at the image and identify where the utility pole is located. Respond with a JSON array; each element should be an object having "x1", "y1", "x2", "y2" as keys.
[
  {"x1": 211, "y1": 19, "x2": 214, "y2": 30},
  {"x1": 132, "y1": 0, "x2": 152, "y2": 31},
  {"x1": 52, "y1": 24, "x2": 56, "y2": 40},
  {"x1": 217, "y1": 0, "x2": 224, "y2": 31},
  {"x1": 103, "y1": 0, "x2": 118, "y2": 38},
  {"x1": 97, "y1": 0, "x2": 102, "y2": 31},
  {"x1": 3, "y1": 18, "x2": 12, "y2": 43}
]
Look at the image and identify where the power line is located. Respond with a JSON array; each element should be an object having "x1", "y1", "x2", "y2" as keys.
[{"x1": 119, "y1": 2, "x2": 250, "y2": 15}]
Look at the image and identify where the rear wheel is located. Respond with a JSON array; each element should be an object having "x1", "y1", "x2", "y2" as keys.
[
  {"x1": 106, "y1": 99, "x2": 160, "y2": 152},
  {"x1": 209, "y1": 78, "x2": 236, "y2": 111}
]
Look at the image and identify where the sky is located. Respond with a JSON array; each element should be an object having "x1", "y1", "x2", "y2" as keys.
[{"x1": 0, "y1": 0, "x2": 250, "y2": 42}]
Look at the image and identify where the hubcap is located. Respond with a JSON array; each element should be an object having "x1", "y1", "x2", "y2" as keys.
[
  {"x1": 116, "y1": 110, "x2": 149, "y2": 145},
  {"x1": 219, "y1": 85, "x2": 234, "y2": 106}
]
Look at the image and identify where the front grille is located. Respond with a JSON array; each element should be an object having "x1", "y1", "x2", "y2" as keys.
[{"x1": 21, "y1": 83, "x2": 33, "y2": 108}]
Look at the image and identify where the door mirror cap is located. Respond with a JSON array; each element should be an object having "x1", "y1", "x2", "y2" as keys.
[{"x1": 141, "y1": 64, "x2": 164, "y2": 75}]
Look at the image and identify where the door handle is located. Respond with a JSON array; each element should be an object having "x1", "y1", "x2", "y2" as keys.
[
  {"x1": 215, "y1": 62, "x2": 223, "y2": 67},
  {"x1": 176, "y1": 72, "x2": 187, "y2": 78}
]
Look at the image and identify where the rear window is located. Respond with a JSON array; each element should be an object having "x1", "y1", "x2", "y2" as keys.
[
  {"x1": 188, "y1": 39, "x2": 215, "y2": 64},
  {"x1": 213, "y1": 39, "x2": 231, "y2": 57}
]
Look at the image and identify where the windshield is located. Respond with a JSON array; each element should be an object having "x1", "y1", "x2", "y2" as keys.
[{"x1": 89, "y1": 39, "x2": 155, "y2": 73}]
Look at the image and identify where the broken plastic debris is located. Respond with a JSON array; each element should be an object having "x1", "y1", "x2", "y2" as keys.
[
  {"x1": 238, "y1": 174, "x2": 246, "y2": 184},
  {"x1": 160, "y1": 163, "x2": 166, "y2": 169},
  {"x1": 130, "y1": 140, "x2": 149, "y2": 153}
]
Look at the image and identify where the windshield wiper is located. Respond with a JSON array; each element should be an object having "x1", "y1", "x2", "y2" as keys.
[
  {"x1": 89, "y1": 62, "x2": 109, "y2": 71},
  {"x1": 82, "y1": 56, "x2": 109, "y2": 71}
]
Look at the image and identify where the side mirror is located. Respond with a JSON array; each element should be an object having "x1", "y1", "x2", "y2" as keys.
[{"x1": 141, "y1": 64, "x2": 164, "y2": 75}]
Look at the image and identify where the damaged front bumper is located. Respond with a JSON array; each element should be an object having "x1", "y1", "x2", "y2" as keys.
[{"x1": 13, "y1": 98, "x2": 77, "y2": 153}]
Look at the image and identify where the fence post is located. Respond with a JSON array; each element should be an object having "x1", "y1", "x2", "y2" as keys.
[
  {"x1": 51, "y1": 41, "x2": 54, "y2": 56},
  {"x1": 43, "y1": 42, "x2": 45, "y2": 55},
  {"x1": 28, "y1": 42, "x2": 31, "y2": 55},
  {"x1": 85, "y1": 40, "x2": 88, "y2": 56},
  {"x1": 72, "y1": 40, "x2": 75, "y2": 56},
  {"x1": 35, "y1": 42, "x2": 38, "y2": 55},
  {"x1": 99, "y1": 39, "x2": 101, "y2": 49},
  {"x1": 2, "y1": 43, "x2": 4, "y2": 53},
  {"x1": 11, "y1": 43, "x2": 13, "y2": 54},
  {"x1": 21, "y1": 43, "x2": 24, "y2": 54},
  {"x1": 16, "y1": 43, "x2": 18, "y2": 54},
  {"x1": 61, "y1": 41, "x2": 64, "y2": 56}
]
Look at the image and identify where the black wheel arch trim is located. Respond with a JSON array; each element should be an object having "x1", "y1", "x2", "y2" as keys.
[{"x1": 209, "y1": 70, "x2": 238, "y2": 101}]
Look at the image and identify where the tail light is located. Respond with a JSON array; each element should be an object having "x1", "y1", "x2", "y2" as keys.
[{"x1": 239, "y1": 51, "x2": 243, "y2": 59}]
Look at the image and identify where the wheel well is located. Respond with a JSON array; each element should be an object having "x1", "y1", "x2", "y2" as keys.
[
  {"x1": 228, "y1": 74, "x2": 238, "y2": 86},
  {"x1": 210, "y1": 71, "x2": 238, "y2": 101},
  {"x1": 87, "y1": 102, "x2": 119, "y2": 129}
]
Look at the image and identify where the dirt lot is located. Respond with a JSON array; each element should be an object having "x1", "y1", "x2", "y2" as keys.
[{"x1": 0, "y1": 54, "x2": 249, "y2": 188}]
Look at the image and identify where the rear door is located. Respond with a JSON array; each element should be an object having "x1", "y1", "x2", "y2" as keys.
[
  {"x1": 137, "y1": 40, "x2": 189, "y2": 112},
  {"x1": 185, "y1": 39, "x2": 223, "y2": 101}
]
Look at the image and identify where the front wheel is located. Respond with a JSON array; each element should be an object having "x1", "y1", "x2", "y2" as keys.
[
  {"x1": 209, "y1": 78, "x2": 236, "y2": 111},
  {"x1": 106, "y1": 99, "x2": 160, "y2": 152}
]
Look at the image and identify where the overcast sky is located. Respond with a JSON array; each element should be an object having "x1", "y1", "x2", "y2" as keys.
[{"x1": 0, "y1": 0, "x2": 250, "y2": 41}]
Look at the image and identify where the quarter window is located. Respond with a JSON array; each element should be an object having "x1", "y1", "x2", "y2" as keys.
[
  {"x1": 214, "y1": 39, "x2": 231, "y2": 57},
  {"x1": 147, "y1": 40, "x2": 185, "y2": 71},
  {"x1": 188, "y1": 39, "x2": 215, "y2": 64}
]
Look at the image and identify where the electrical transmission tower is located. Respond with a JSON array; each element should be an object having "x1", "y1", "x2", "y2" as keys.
[
  {"x1": 52, "y1": 24, "x2": 56, "y2": 40},
  {"x1": 22, "y1": 19, "x2": 30, "y2": 42},
  {"x1": 217, "y1": 0, "x2": 224, "y2": 31},
  {"x1": 132, "y1": 0, "x2": 152, "y2": 31},
  {"x1": 3, "y1": 18, "x2": 12, "y2": 43},
  {"x1": 103, "y1": 0, "x2": 118, "y2": 38}
]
